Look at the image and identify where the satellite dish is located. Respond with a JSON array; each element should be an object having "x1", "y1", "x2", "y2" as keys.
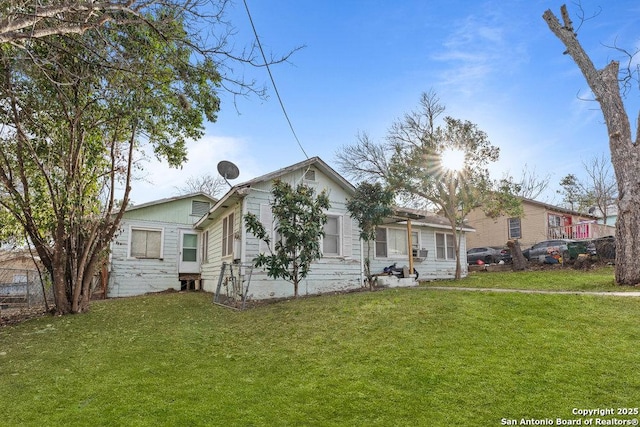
[
  {"x1": 217, "y1": 160, "x2": 240, "y2": 187},
  {"x1": 217, "y1": 160, "x2": 240, "y2": 180}
]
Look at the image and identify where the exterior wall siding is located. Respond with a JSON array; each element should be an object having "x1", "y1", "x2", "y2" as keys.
[
  {"x1": 124, "y1": 196, "x2": 212, "y2": 224},
  {"x1": 108, "y1": 218, "x2": 183, "y2": 297},
  {"x1": 201, "y1": 167, "x2": 364, "y2": 299},
  {"x1": 369, "y1": 226, "x2": 466, "y2": 282}
]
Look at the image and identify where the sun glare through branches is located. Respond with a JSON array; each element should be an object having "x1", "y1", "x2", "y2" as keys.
[{"x1": 440, "y1": 147, "x2": 466, "y2": 173}]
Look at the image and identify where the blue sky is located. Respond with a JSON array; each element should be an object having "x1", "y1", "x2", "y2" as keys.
[{"x1": 130, "y1": 0, "x2": 640, "y2": 205}]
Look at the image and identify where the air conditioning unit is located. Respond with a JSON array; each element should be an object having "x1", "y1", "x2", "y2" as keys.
[{"x1": 418, "y1": 249, "x2": 429, "y2": 258}]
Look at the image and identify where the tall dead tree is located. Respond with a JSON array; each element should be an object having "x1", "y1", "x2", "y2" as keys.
[{"x1": 543, "y1": 5, "x2": 640, "y2": 285}]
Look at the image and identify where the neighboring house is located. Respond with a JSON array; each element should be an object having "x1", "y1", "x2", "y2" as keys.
[
  {"x1": 0, "y1": 250, "x2": 44, "y2": 305},
  {"x1": 466, "y1": 197, "x2": 615, "y2": 249},
  {"x1": 594, "y1": 204, "x2": 617, "y2": 226},
  {"x1": 194, "y1": 157, "x2": 470, "y2": 300},
  {"x1": 107, "y1": 192, "x2": 217, "y2": 297}
]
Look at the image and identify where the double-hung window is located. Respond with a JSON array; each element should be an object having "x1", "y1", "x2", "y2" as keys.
[
  {"x1": 435, "y1": 232, "x2": 455, "y2": 260},
  {"x1": 222, "y1": 212, "x2": 235, "y2": 257},
  {"x1": 375, "y1": 227, "x2": 419, "y2": 258},
  {"x1": 130, "y1": 227, "x2": 163, "y2": 259},
  {"x1": 323, "y1": 215, "x2": 340, "y2": 256},
  {"x1": 508, "y1": 218, "x2": 522, "y2": 239}
]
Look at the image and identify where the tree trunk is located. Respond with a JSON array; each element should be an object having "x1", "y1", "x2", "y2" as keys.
[
  {"x1": 544, "y1": 6, "x2": 640, "y2": 285},
  {"x1": 364, "y1": 240, "x2": 374, "y2": 290},
  {"x1": 508, "y1": 240, "x2": 527, "y2": 271}
]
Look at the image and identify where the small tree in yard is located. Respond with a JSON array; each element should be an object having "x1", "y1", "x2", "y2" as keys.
[
  {"x1": 244, "y1": 180, "x2": 330, "y2": 297},
  {"x1": 346, "y1": 182, "x2": 394, "y2": 289}
]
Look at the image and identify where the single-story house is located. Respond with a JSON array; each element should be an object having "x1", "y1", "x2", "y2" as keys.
[
  {"x1": 107, "y1": 192, "x2": 217, "y2": 297},
  {"x1": 194, "y1": 157, "x2": 471, "y2": 300},
  {"x1": 465, "y1": 197, "x2": 615, "y2": 249},
  {"x1": 106, "y1": 157, "x2": 473, "y2": 300}
]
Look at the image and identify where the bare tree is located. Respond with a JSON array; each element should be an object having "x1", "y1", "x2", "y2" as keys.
[
  {"x1": 334, "y1": 131, "x2": 391, "y2": 183},
  {"x1": 515, "y1": 164, "x2": 551, "y2": 200},
  {"x1": 175, "y1": 174, "x2": 227, "y2": 199},
  {"x1": 544, "y1": 5, "x2": 640, "y2": 285},
  {"x1": 337, "y1": 91, "x2": 522, "y2": 279},
  {"x1": 582, "y1": 153, "x2": 617, "y2": 224}
]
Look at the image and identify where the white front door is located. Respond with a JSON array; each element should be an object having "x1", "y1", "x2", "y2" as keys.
[{"x1": 179, "y1": 230, "x2": 200, "y2": 273}]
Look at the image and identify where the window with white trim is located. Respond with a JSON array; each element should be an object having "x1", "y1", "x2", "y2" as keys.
[
  {"x1": 222, "y1": 212, "x2": 235, "y2": 257},
  {"x1": 323, "y1": 215, "x2": 340, "y2": 256},
  {"x1": 130, "y1": 227, "x2": 163, "y2": 259},
  {"x1": 375, "y1": 227, "x2": 419, "y2": 258},
  {"x1": 435, "y1": 232, "x2": 455, "y2": 260},
  {"x1": 508, "y1": 218, "x2": 522, "y2": 239}
]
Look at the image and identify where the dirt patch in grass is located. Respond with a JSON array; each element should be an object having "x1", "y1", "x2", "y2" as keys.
[{"x1": 0, "y1": 305, "x2": 51, "y2": 327}]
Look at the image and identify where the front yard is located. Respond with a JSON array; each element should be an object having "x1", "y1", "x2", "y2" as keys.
[{"x1": 1, "y1": 267, "x2": 638, "y2": 426}]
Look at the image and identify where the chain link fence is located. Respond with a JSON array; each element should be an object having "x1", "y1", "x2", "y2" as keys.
[{"x1": 0, "y1": 268, "x2": 51, "y2": 310}]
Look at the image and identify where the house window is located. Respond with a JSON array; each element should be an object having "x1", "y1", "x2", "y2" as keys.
[
  {"x1": 201, "y1": 230, "x2": 209, "y2": 263},
  {"x1": 191, "y1": 200, "x2": 211, "y2": 217},
  {"x1": 323, "y1": 216, "x2": 340, "y2": 256},
  {"x1": 548, "y1": 214, "x2": 562, "y2": 227},
  {"x1": 375, "y1": 227, "x2": 419, "y2": 258},
  {"x1": 508, "y1": 218, "x2": 522, "y2": 239},
  {"x1": 435, "y1": 232, "x2": 455, "y2": 260},
  {"x1": 222, "y1": 212, "x2": 235, "y2": 257},
  {"x1": 182, "y1": 233, "x2": 198, "y2": 262},
  {"x1": 130, "y1": 227, "x2": 163, "y2": 259},
  {"x1": 375, "y1": 227, "x2": 387, "y2": 257}
]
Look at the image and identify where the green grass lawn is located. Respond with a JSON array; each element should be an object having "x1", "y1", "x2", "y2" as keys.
[
  {"x1": 425, "y1": 265, "x2": 629, "y2": 292},
  {"x1": 1, "y1": 276, "x2": 639, "y2": 426}
]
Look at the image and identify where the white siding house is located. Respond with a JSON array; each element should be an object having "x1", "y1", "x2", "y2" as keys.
[
  {"x1": 195, "y1": 157, "x2": 361, "y2": 299},
  {"x1": 195, "y1": 157, "x2": 471, "y2": 301},
  {"x1": 107, "y1": 193, "x2": 216, "y2": 297}
]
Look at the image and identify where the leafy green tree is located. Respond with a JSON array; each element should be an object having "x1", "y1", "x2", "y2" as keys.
[
  {"x1": 346, "y1": 182, "x2": 394, "y2": 289},
  {"x1": 0, "y1": 2, "x2": 293, "y2": 314},
  {"x1": 244, "y1": 180, "x2": 330, "y2": 297},
  {"x1": 557, "y1": 174, "x2": 591, "y2": 212}
]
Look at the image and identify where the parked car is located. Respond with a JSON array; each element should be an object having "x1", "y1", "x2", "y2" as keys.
[
  {"x1": 466, "y1": 246, "x2": 511, "y2": 265},
  {"x1": 589, "y1": 236, "x2": 616, "y2": 260},
  {"x1": 522, "y1": 239, "x2": 587, "y2": 262}
]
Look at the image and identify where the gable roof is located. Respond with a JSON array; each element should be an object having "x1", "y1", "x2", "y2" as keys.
[
  {"x1": 124, "y1": 192, "x2": 217, "y2": 212},
  {"x1": 194, "y1": 157, "x2": 355, "y2": 229},
  {"x1": 521, "y1": 197, "x2": 599, "y2": 220}
]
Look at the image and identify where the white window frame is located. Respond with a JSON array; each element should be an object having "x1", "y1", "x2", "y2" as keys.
[
  {"x1": 128, "y1": 226, "x2": 164, "y2": 259},
  {"x1": 322, "y1": 214, "x2": 342, "y2": 257},
  {"x1": 375, "y1": 227, "x2": 419, "y2": 259},
  {"x1": 435, "y1": 232, "x2": 456, "y2": 261}
]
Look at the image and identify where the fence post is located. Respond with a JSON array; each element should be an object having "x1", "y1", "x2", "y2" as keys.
[{"x1": 25, "y1": 269, "x2": 30, "y2": 308}]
